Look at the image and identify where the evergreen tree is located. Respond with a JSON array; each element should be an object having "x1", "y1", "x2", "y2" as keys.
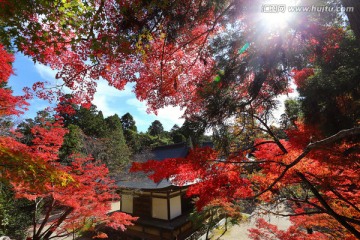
[
  {"x1": 147, "y1": 120, "x2": 164, "y2": 136},
  {"x1": 59, "y1": 124, "x2": 84, "y2": 164},
  {"x1": 170, "y1": 124, "x2": 186, "y2": 143},
  {"x1": 103, "y1": 114, "x2": 131, "y2": 174},
  {"x1": 180, "y1": 119, "x2": 207, "y2": 146},
  {"x1": 120, "y1": 113, "x2": 140, "y2": 152},
  {"x1": 120, "y1": 113, "x2": 137, "y2": 132},
  {"x1": 297, "y1": 33, "x2": 360, "y2": 135},
  {"x1": 72, "y1": 105, "x2": 108, "y2": 138}
]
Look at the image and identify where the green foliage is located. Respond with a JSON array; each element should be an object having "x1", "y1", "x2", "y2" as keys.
[
  {"x1": 137, "y1": 132, "x2": 153, "y2": 151},
  {"x1": 69, "y1": 112, "x2": 132, "y2": 175},
  {"x1": 285, "y1": 98, "x2": 302, "y2": 120},
  {"x1": 137, "y1": 132, "x2": 173, "y2": 150},
  {"x1": 299, "y1": 32, "x2": 360, "y2": 135},
  {"x1": 0, "y1": 183, "x2": 33, "y2": 239},
  {"x1": 180, "y1": 119, "x2": 207, "y2": 147},
  {"x1": 280, "y1": 98, "x2": 303, "y2": 129},
  {"x1": 105, "y1": 114, "x2": 123, "y2": 130},
  {"x1": 0, "y1": 117, "x2": 12, "y2": 137},
  {"x1": 59, "y1": 124, "x2": 83, "y2": 164},
  {"x1": 16, "y1": 110, "x2": 54, "y2": 145},
  {"x1": 120, "y1": 113, "x2": 137, "y2": 132},
  {"x1": 26, "y1": 106, "x2": 132, "y2": 174},
  {"x1": 103, "y1": 115, "x2": 131, "y2": 174},
  {"x1": 147, "y1": 120, "x2": 164, "y2": 136},
  {"x1": 120, "y1": 113, "x2": 140, "y2": 152},
  {"x1": 72, "y1": 106, "x2": 108, "y2": 138},
  {"x1": 170, "y1": 124, "x2": 186, "y2": 143},
  {"x1": 172, "y1": 132, "x2": 186, "y2": 143},
  {"x1": 0, "y1": 0, "x2": 89, "y2": 52}
]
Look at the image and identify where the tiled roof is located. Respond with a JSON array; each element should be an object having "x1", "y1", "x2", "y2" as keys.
[
  {"x1": 152, "y1": 142, "x2": 189, "y2": 160},
  {"x1": 116, "y1": 143, "x2": 189, "y2": 190}
]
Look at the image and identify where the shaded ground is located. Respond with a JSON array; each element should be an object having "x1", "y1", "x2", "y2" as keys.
[{"x1": 210, "y1": 204, "x2": 291, "y2": 240}]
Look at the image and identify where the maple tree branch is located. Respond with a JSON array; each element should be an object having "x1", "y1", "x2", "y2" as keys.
[
  {"x1": 338, "y1": 216, "x2": 360, "y2": 225},
  {"x1": 269, "y1": 210, "x2": 325, "y2": 217},
  {"x1": 47, "y1": 224, "x2": 77, "y2": 239},
  {"x1": 61, "y1": 63, "x2": 99, "y2": 85},
  {"x1": 210, "y1": 159, "x2": 286, "y2": 166},
  {"x1": 252, "y1": 127, "x2": 360, "y2": 199},
  {"x1": 297, "y1": 172, "x2": 360, "y2": 238},
  {"x1": 87, "y1": 0, "x2": 105, "y2": 41},
  {"x1": 286, "y1": 190, "x2": 360, "y2": 225},
  {"x1": 250, "y1": 140, "x2": 276, "y2": 149},
  {"x1": 286, "y1": 197, "x2": 326, "y2": 212},
  {"x1": 169, "y1": 2, "x2": 234, "y2": 56},
  {"x1": 228, "y1": 140, "x2": 277, "y2": 155},
  {"x1": 160, "y1": 31, "x2": 167, "y2": 85},
  {"x1": 48, "y1": 231, "x2": 71, "y2": 239},
  {"x1": 304, "y1": 171, "x2": 360, "y2": 214},
  {"x1": 329, "y1": 188, "x2": 360, "y2": 214},
  {"x1": 32, "y1": 198, "x2": 41, "y2": 239},
  {"x1": 187, "y1": 2, "x2": 238, "y2": 72},
  {"x1": 40, "y1": 207, "x2": 73, "y2": 239},
  {"x1": 35, "y1": 198, "x2": 56, "y2": 237},
  {"x1": 253, "y1": 115, "x2": 288, "y2": 154}
]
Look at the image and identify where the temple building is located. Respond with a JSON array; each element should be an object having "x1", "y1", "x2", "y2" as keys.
[{"x1": 113, "y1": 143, "x2": 197, "y2": 240}]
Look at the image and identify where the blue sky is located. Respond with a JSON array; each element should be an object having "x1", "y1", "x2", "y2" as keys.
[
  {"x1": 8, "y1": 53, "x2": 296, "y2": 132},
  {"x1": 8, "y1": 53, "x2": 185, "y2": 132}
]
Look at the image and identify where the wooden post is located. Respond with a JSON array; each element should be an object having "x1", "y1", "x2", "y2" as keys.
[
  {"x1": 120, "y1": 191, "x2": 123, "y2": 212},
  {"x1": 167, "y1": 191, "x2": 171, "y2": 220}
]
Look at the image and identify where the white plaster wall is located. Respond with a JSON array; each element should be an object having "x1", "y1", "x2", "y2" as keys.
[
  {"x1": 122, "y1": 194, "x2": 133, "y2": 214},
  {"x1": 110, "y1": 201, "x2": 121, "y2": 212},
  {"x1": 170, "y1": 196, "x2": 181, "y2": 219},
  {"x1": 152, "y1": 198, "x2": 168, "y2": 220}
]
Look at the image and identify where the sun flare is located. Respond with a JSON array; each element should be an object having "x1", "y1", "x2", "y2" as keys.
[{"x1": 258, "y1": 0, "x2": 297, "y2": 31}]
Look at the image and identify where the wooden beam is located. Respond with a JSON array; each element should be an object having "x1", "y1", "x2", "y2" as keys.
[
  {"x1": 150, "y1": 191, "x2": 153, "y2": 218},
  {"x1": 167, "y1": 191, "x2": 171, "y2": 220},
  {"x1": 120, "y1": 193, "x2": 123, "y2": 212}
]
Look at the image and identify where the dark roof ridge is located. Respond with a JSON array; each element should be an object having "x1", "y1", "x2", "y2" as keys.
[{"x1": 151, "y1": 142, "x2": 187, "y2": 151}]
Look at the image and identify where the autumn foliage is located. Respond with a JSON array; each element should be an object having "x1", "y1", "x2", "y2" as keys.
[
  {"x1": 132, "y1": 147, "x2": 253, "y2": 210},
  {"x1": 15, "y1": 155, "x2": 137, "y2": 239},
  {"x1": 130, "y1": 16, "x2": 360, "y2": 239},
  {"x1": 0, "y1": 44, "x2": 28, "y2": 116},
  {"x1": 0, "y1": 0, "x2": 360, "y2": 239},
  {"x1": 0, "y1": 44, "x2": 136, "y2": 239}
]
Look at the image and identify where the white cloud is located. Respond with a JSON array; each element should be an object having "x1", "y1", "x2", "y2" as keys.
[
  {"x1": 35, "y1": 64, "x2": 57, "y2": 81},
  {"x1": 125, "y1": 98, "x2": 184, "y2": 131},
  {"x1": 34, "y1": 63, "x2": 135, "y2": 117},
  {"x1": 92, "y1": 95, "x2": 115, "y2": 116},
  {"x1": 96, "y1": 80, "x2": 134, "y2": 98},
  {"x1": 125, "y1": 98, "x2": 147, "y2": 112},
  {"x1": 92, "y1": 81, "x2": 135, "y2": 117},
  {"x1": 34, "y1": 63, "x2": 72, "y2": 94},
  {"x1": 132, "y1": 116, "x2": 148, "y2": 130},
  {"x1": 34, "y1": 62, "x2": 184, "y2": 131},
  {"x1": 156, "y1": 106, "x2": 185, "y2": 128}
]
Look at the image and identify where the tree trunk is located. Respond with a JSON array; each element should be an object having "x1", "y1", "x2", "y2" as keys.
[
  {"x1": 205, "y1": 209, "x2": 214, "y2": 240},
  {"x1": 38, "y1": 207, "x2": 73, "y2": 240},
  {"x1": 342, "y1": 0, "x2": 360, "y2": 43}
]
